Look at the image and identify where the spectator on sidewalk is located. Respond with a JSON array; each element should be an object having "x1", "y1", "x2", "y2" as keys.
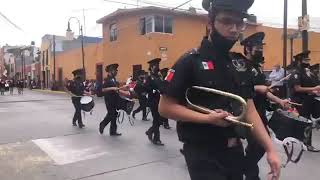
[
  {"x1": 0, "y1": 80, "x2": 5, "y2": 95},
  {"x1": 269, "y1": 64, "x2": 285, "y2": 98}
]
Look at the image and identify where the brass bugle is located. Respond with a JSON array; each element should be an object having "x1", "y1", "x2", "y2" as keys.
[{"x1": 185, "y1": 86, "x2": 253, "y2": 129}]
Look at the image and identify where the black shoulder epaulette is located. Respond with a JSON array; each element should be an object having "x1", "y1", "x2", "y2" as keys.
[{"x1": 176, "y1": 48, "x2": 200, "y2": 62}]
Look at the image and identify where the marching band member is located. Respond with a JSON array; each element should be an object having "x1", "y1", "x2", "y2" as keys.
[
  {"x1": 159, "y1": 0, "x2": 281, "y2": 179},
  {"x1": 291, "y1": 52, "x2": 320, "y2": 152},
  {"x1": 66, "y1": 69, "x2": 90, "y2": 128},
  {"x1": 240, "y1": 32, "x2": 289, "y2": 180},
  {"x1": 145, "y1": 58, "x2": 165, "y2": 145},
  {"x1": 132, "y1": 70, "x2": 149, "y2": 121},
  {"x1": 99, "y1": 63, "x2": 128, "y2": 136}
]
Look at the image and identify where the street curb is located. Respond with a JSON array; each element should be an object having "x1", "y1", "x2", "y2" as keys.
[{"x1": 32, "y1": 89, "x2": 67, "y2": 94}]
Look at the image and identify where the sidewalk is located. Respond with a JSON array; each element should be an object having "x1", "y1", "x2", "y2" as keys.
[{"x1": 31, "y1": 89, "x2": 67, "y2": 94}]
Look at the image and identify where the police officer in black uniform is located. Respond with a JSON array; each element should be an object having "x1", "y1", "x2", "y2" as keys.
[
  {"x1": 67, "y1": 69, "x2": 90, "y2": 128},
  {"x1": 291, "y1": 52, "x2": 320, "y2": 152},
  {"x1": 159, "y1": 0, "x2": 281, "y2": 179},
  {"x1": 99, "y1": 63, "x2": 123, "y2": 136},
  {"x1": 240, "y1": 32, "x2": 289, "y2": 180},
  {"x1": 145, "y1": 58, "x2": 165, "y2": 145},
  {"x1": 132, "y1": 69, "x2": 149, "y2": 121}
]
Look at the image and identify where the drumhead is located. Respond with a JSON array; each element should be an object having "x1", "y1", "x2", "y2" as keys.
[
  {"x1": 315, "y1": 97, "x2": 320, "y2": 101},
  {"x1": 80, "y1": 96, "x2": 93, "y2": 104},
  {"x1": 276, "y1": 109, "x2": 312, "y2": 124}
]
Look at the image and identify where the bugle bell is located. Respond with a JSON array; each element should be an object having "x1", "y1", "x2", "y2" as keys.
[{"x1": 185, "y1": 86, "x2": 253, "y2": 129}]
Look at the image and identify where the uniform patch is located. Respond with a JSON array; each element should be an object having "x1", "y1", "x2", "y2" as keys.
[
  {"x1": 165, "y1": 69, "x2": 175, "y2": 82},
  {"x1": 201, "y1": 61, "x2": 214, "y2": 70},
  {"x1": 232, "y1": 59, "x2": 247, "y2": 72},
  {"x1": 252, "y1": 68, "x2": 258, "y2": 76}
]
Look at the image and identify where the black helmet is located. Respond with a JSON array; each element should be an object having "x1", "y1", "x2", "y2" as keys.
[{"x1": 202, "y1": 0, "x2": 254, "y2": 17}]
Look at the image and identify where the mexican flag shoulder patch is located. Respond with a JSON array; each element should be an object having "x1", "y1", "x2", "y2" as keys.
[
  {"x1": 201, "y1": 61, "x2": 214, "y2": 70},
  {"x1": 165, "y1": 69, "x2": 175, "y2": 82}
]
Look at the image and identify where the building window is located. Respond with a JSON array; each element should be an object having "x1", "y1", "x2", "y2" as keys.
[
  {"x1": 140, "y1": 15, "x2": 173, "y2": 34},
  {"x1": 145, "y1": 16, "x2": 153, "y2": 34},
  {"x1": 109, "y1": 23, "x2": 118, "y2": 42}
]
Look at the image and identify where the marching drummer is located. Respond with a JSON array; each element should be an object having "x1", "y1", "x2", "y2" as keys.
[
  {"x1": 132, "y1": 69, "x2": 149, "y2": 121},
  {"x1": 67, "y1": 68, "x2": 90, "y2": 128},
  {"x1": 240, "y1": 32, "x2": 290, "y2": 180},
  {"x1": 99, "y1": 63, "x2": 125, "y2": 136},
  {"x1": 159, "y1": 0, "x2": 281, "y2": 179},
  {"x1": 290, "y1": 51, "x2": 320, "y2": 152},
  {"x1": 145, "y1": 58, "x2": 165, "y2": 145}
]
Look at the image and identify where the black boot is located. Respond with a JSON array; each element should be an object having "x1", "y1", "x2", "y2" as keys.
[
  {"x1": 78, "y1": 124, "x2": 85, "y2": 128},
  {"x1": 99, "y1": 125, "x2": 104, "y2": 134},
  {"x1": 110, "y1": 132, "x2": 122, "y2": 136},
  {"x1": 152, "y1": 140, "x2": 164, "y2": 146},
  {"x1": 145, "y1": 131, "x2": 153, "y2": 142}
]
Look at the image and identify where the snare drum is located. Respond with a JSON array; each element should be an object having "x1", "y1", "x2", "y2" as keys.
[
  {"x1": 80, "y1": 96, "x2": 95, "y2": 112},
  {"x1": 117, "y1": 96, "x2": 135, "y2": 115},
  {"x1": 268, "y1": 109, "x2": 313, "y2": 141}
]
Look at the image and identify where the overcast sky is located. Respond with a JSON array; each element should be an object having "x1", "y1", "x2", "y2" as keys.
[{"x1": 0, "y1": 0, "x2": 319, "y2": 46}]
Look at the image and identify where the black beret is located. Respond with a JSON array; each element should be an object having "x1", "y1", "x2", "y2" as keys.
[
  {"x1": 72, "y1": 68, "x2": 84, "y2": 76},
  {"x1": 105, "y1": 63, "x2": 119, "y2": 72},
  {"x1": 202, "y1": 0, "x2": 254, "y2": 17},
  {"x1": 147, "y1": 58, "x2": 161, "y2": 65},
  {"x1": 294, "y1": 50, "x2": 310, "y2": 61},
  {"x1": 240, "y1": 32, "x2": 265, "y2": 47}
]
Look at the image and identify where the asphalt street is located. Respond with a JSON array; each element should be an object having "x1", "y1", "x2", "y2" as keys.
[{"x1": 0, "y1": 89, "x2": 320, "y2": 180}]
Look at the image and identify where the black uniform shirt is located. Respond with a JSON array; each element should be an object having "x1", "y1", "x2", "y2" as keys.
[
  {"x1": 103, "y1": 76, "x2": 119, "y2": 104},
  {"x1": 145, "y1": 74, "x2": 165, "y2": 103},
  {"x1": 69, "y1": 80, "x2": 85, "y2": 96},
  {"x1": 164, "y1": 38, "x2": 254, "y2": 145},
  {"x1": 290, "y1": 67, "x2": 319, "y2": 101},
  {"x1": 134, "y1": 80, "x2": 148, "y2": 98}
]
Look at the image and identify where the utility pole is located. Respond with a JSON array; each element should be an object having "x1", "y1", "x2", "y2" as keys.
[
  {"x1": 82, "y1": 9, "x2": 86, "y2": 36},
  {"x1": 53, "y1": 35, "x2": 56, "y2": 90},
  {"x1": 302, "y1": 0, "x2": 308, "y2": 53},
  {"x1": 283, "y1": 0, "x2": 288, "y2": 98},
  {"x1": 80, "y1": 25, "x2": 85, "y2": 80}
]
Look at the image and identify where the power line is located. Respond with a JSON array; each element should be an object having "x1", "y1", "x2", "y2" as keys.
[
  {"x1": 104, "y1": 0, "x2": 201, "y2": 11},
  {"x1": 172, "y1": 0, "x2": 193, "y2": 10},
  {"x1": 103, "y1": 0, "x2": 139, "y2": 7},
  {"x1": 0, "y1": 11, "x2": 23, "y2": 31}
]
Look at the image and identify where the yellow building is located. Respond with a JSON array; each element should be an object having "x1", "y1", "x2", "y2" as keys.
[{"x1": 54, "y1": 6, "x2": 320, "y2": 84}]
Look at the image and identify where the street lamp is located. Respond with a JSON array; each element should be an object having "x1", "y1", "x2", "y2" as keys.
[{"x1": 66, "y1": 17, "x2": 85, "y2": 80}]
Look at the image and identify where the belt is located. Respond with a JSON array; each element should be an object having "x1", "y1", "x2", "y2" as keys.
[{"x1": 184, "y1": 137, "x2": 241, "y2": 149}]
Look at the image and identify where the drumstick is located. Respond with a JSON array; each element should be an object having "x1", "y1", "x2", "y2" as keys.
[
  {"x1": 269, "y1": 74, "x2": 292, "y2": 89},
  {"x1": 288, "y1": 101, "x2": 302, "y2": 106}
]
